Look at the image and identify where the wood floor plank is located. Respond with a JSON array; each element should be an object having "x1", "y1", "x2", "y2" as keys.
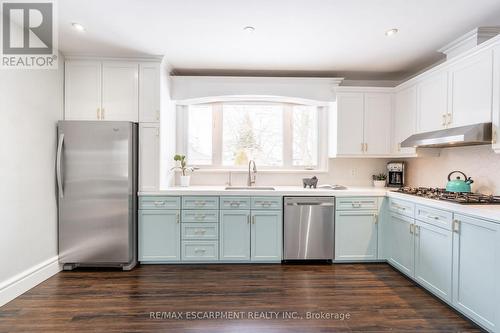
[{"x1": 0, "y1": 264, "x2": 483, "y2": 333}]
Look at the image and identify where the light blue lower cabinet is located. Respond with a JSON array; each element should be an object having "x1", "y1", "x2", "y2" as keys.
[
  {"x1": 181, "y1": 241, "x2": 219, "y2": 261},
  {"x1": 452, "y1": 214, "x2": 500, "y2": 332},
  {"x1": 139, "y1": 209, "x2": 180, "y2": 262},
  {"x1": 387, "y1": 212, "x2": 414, "y2": 277},
  {"x1": 335, "y1": 210, "x2": 378, "y2": 261},
  {"x1": 220, "y1": 210, "x2": 251, "y2": 261},
  {"x1": 251, "y1": 210, "x2": 282, "y2": 262},
  {"x1": 414, "y1": 220, "x2": 452, "y2": 302}
]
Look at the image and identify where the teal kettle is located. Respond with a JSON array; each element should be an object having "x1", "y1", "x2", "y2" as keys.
[{"x1": 446, "y1": 171, "x2": 474, "y2": 193}]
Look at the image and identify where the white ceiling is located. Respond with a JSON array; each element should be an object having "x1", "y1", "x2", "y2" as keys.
[{"x1": 58, "y1": 0, "x2": 500, "y2": 80}]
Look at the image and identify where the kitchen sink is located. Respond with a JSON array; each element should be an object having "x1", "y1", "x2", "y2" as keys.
[{"x1": 225, "y1": 186, "x2": 276, "y2": 190}]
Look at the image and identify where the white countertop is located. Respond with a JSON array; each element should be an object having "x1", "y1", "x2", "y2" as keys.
[
  {"x1": 139, "y1": 185, "x2": 389, "y2": 197},
  {"x1": 388, "y1": 191, "x2": 500, "y2": 223},
  {"x1": 139, "y1": 186, "x2": 500, "y2": 223}
]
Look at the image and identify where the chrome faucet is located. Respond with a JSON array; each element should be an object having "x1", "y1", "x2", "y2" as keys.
[{"x1": 247, "y1": 160, "x2": 257, "y2": 187}]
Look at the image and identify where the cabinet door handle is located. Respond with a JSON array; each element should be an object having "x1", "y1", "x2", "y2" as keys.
[
  {"x1": 365, "y1": 143, "x2": 368, "y2": 152},
  {"x1": 373, "y1": 214, "x2": 378, "y2": 224},
  {"x1": 97, "y1": 108, "x2": 101, "y2": 120},
  {"x1": 361, "y1": 143, "x2": 365, "y2": 152},
  {"x1": 442, "y1": 114, "x2": 447, "y2": 127},
  {"x1": 492, "y1": 127, "x2": 497, "y2": 144},
  {"x1": 176, "y1": 213, "x2": 180, "y2": 223},
  {"x1": 247, "y1": 215, "x2": 250, "y2": 224},
  {"x1": 414, "y1": 225, "x2": 420, "y2": 236},
  {"x1": 453, "y1": 219, "x2": 460, "y2": 233},
  {"x1": 252, "y1": 216, "x2": 256, "y2": 224},
  {"x1": 447, "y1": 113, "x2": 453, "y2": 126},
  {"x1": 101, "y1": 108, "x2": 105, "y2": 120},
  {"x1": 156, "y1": 110, "x2": 160, "y2": 121},
  {"x1": 409, "y1": 223, "x2": 414, "y2": 234}
]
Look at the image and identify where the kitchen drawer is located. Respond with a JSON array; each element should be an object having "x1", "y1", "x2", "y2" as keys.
[
  {"x1": 139, "y1": 196, "x2": 180, "y2": 210},
  {"x1": 181, "y1": 241, "x2": 219, "y2": 261},
  {"x1": 220, "y1": 196, "x2": 251, "y2": 210},
  {"x1": 336, "y1": 197, "x2": 379, "y2": 211},
  {"x1": 182, "y1": 196, "x2": 219, "y2": 210},
  {"x1": 389, "y1": 198, "x2": 415, "y2": 218},
  {"x1": 182, "y1": 210, "x2": 219, "y2": 223},
  {"x1": 251, "y1": 197, "x2": 282, "y2": 210},
  {"x1": 415, "y1": 205, "x2": 452, "y2": 230},
  {"x1": 182, "y1": 223, "x2": 219, "y2": 240}
]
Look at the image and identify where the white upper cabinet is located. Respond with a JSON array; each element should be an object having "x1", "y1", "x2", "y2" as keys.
[
  {"x1": 394, "y1": 86, "x2": 417, "y2": 155},
  {"x1": 64, "y1": 61, "x2": 102, "y2": 120},
  {"x1": 335, "y1": 91, "x2": 392, "y2": 156},
  {"x1": 65, "y1": 59, "x2": 161, "y2": 122},
  {"x1": 449, "y1": 50, "x2": 493, "y2": 127},
  {"x1": 139, "y1": 62, "x2": 161, "y2": 122},
  {"x1": 417, "y1": 71, "x2": 449, "y2": 133},
  {"x1": 336, "y1": 92, "x2": 365, "y2": 155},
  {"x1": 364, "y1": 93, "x2": 392, "y2": 155},
  {"x1": 492, "y1": 44, "x2": 500, "y2": 153},
  {"x1": 102, "y1": 61, "x2": 139, "y2": 122}
]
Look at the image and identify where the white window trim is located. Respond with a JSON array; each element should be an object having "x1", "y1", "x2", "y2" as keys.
[{"x1": 176, "y1": 99, "x2": 329, "y2": 172}]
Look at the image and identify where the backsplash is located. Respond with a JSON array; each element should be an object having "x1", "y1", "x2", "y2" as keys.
[
  {"x1": 405, "y1": 145, "x2": 500, "y2": 195},
  {"x1": 186, "y1": 158, "x2": 390, "y2": 187}
]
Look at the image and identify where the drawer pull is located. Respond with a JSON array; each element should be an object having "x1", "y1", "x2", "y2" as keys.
[
  {"x1": 351, "y1": 202, "x2": 362, "y2": 208},
  {"x1": 194, "y1": 229, "x2": 207, "y2": 234},
  {"x1": 426, "y1": 214, "x2": 440, "y2": 220},
  {"x1": 153, "y1": 201, "x2": 166, "y2": 206},
  {"x1": 453, "y1": 219, "x2": 460, "y2": 233},
  {"x1": 194, "y1": 248, "x2": 207, "y2": 253},
  {"x1": 392, "y1": 204, "x2": 406, "y2": 211},
  {"x1": 194, "y1": 214, "x2": 206, "y2": 220},
  {"x1": 229, "y1": 201, "x2": 241, "y2": 207}
]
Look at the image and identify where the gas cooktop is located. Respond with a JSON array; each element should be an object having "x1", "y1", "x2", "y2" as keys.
[{"x1": 397, "y1": 187, "x2": 500, "y2": 205}]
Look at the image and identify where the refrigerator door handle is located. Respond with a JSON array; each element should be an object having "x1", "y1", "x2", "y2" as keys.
[{"x1": 56, "y1": 133, "x2": 64, "y2": 198}]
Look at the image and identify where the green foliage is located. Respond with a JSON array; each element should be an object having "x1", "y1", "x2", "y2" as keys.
[
  {"x1": 372, "y1": 173, "x2": 387, "y2": 181},
  {"x1": 171, "y1": 154, "x2": 195, "y2": 176}
]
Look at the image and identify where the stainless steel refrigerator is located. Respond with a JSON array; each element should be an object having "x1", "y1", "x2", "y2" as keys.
[{"x1": 57, "y1": 121, "x2": 138, "y2": 270}]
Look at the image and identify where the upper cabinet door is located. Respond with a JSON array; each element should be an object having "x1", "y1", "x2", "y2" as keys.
[
  {"x1": 394, "y1": 86, "x2": 417, "y2": 155},
  {"x1": 64, "y1": 61, "x2": 102, "y2": 120},
  {"x1": 417, "y1": 71, "x2": 448, "y2": 133},
  {"x1": 102, "y1": 61, "x2": 139, "y2": 122},
  {"x1": 139, "y1": 62, "x2": 161, "y2": 122},
  {"x1": 450, "y1": 50, "x2": 493, "y2": 128},
  {"x1": 364, "y1": 93, "x2": 392, "y2": 155},
  {"x1": 337, "y1": 93, "x2": 365, "y2": 155}
]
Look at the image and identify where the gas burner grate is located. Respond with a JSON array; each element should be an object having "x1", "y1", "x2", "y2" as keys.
[{"x1": 397, "y1": 187, "x2": 500, "y2": 205}]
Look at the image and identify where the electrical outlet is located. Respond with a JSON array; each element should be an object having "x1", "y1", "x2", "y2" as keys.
[{"x1": 350, "y1": 168, "x2": 357, "y2": 177}]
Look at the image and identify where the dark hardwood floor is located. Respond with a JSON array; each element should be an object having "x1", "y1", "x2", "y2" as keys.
[{"x1": 0, "y1": 263, "x2": 482, "y2": 332}]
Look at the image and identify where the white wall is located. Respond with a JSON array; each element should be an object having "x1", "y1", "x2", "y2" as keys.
[
  {"x1": 404, "y1": 145, "x2": 500, "y2": 195},
  {"x1": 185, "y1": 158, "x2": 390, "y2": 187},
  {"x1": 0, "y1": 55, "x2": 64, "y2": 305}
]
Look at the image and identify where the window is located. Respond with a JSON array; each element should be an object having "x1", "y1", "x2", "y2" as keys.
[{"x1": 178, "y1": 100, "x2": 327, "y2": 170}]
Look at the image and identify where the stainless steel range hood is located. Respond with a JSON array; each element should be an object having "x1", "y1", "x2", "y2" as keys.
[{"x1": 401, "y1": 123, "x2": 492, "y2": 148}]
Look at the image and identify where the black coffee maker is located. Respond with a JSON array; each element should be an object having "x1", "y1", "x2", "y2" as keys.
[{"x1": 387, "y1": 162, "x2": 405, "y2": 188}]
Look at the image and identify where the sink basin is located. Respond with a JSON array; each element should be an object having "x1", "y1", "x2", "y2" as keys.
[{"x1": 225, "y1": 186, "x2": 276, "y2": 190}]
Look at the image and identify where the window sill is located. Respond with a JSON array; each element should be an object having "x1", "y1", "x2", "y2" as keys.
[{"x1": 185, "y1": 168, "x2": 329, "y2": 174}]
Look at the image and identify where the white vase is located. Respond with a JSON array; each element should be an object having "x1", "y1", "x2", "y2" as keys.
[
  {"x1": 373, "y1": 180, "x2": 386, "y2": 188},
  {"x1": 179, "y1": 175, "x2": 191, "y2": 187}
]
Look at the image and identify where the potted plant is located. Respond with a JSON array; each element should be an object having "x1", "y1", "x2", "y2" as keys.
[
  {"x1": 372, "y1": 173, "x2": 387, "y2": 188},
  {"x1": 171, "y1": 154, "x2": 196, "y2": 187}
]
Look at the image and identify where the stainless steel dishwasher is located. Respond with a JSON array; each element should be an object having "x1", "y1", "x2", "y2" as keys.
[{"x1": 284, "y1": 197, "x2": 335, "y2": 261}]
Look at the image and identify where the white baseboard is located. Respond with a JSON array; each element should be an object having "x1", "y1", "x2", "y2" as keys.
[{"x1": 0, "y1": 256, "x2": 61, "y2": 307}]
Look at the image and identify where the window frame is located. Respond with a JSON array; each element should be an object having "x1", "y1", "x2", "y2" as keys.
[{"x1": 176, "y1": 98, "x2": 329, "y2": 172}]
